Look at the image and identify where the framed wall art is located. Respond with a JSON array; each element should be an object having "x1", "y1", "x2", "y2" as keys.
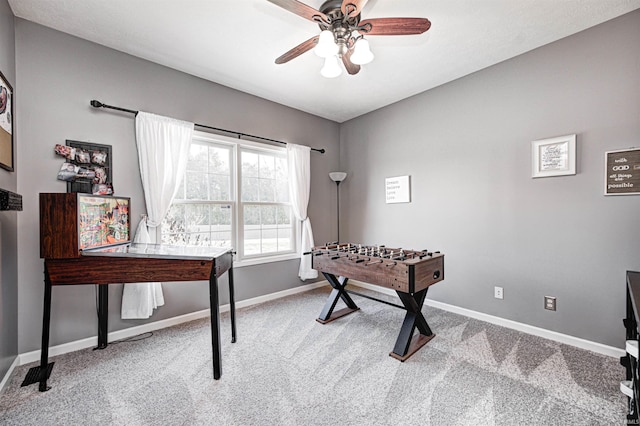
[
  {"x1": 0, "y1": 70, "x2": 13, "y2": 171},
  {"x1": 385, "y1": 175, "x2": 411, "y2": 204},
  {"x1": 531, "y1": 134, "x2": 576, "y2": 178},
  {"x1": 605, "y1": 148, "x2": 640, "y2": 196},
  {"x1": 64, "y1": 140, "x2": 113, "y2": 194}
]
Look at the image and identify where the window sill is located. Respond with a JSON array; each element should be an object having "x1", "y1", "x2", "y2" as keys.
[{"x1": 234, "y1": 252, "x2": 300, "y2": 268}]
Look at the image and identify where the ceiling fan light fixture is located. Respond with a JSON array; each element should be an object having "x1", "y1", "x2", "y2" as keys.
[
  {"x1": 351, "y1": 38, "x2": 374, "y2": 65},
  {"x1": 320, "y1": 55, "x2": 343, "y2": 78},
  {"x1": 268, "y1": 0, "x2": 431, "y2": 76},
  {"x1": 315, "y1": 30, "x2": 339, "y2": 58}
]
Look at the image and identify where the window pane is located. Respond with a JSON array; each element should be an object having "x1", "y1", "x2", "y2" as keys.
[
  {"x1": 185, "y1": 204, "x2": 209, "y2": 229},
  {"x1": 187, "y1": 232, "x2": 210, "y2": 246},
  {"x1": 212, "y1": 204, "x2": 232, "y2": 226},
  {"x1": 243, "y1": 204, "x2": 261, "y2": 255},
  {"x1": 184, "y1": 143, "x2": 233, "y2": 202},
  {"x1": 188, "y1": 144, "x2": 208, "y2": 172},
  {"x1": 276, "y1": 206, "x2": 292, "y2": 251},
  {"x1": 276, "y1": 205, "x2": 291, "y2": 225},
  {"x1": 262, "y1": 205, "x2": 276, "y2": 225},
  {"x1": 278, "y1": 227, "x2": 292, "y2": 251},
  {"x1": 243, "y1": 204, "x2": 293, "y2": 256},
  {"x1": 209, "y1": 146, "x2": 230, "y2": 174},
  {"x1": 244, "y1": 205, "x2": 260, "y2": 226},
  {"x1": 259, "y1": 178, "x2": 276, "y2": 202},
  {"x1": 186, "y1": 171, "x2": 207, "y2": 200},
  {"x1": 259, "y1": 154, "x2": 275, "y2": 178},
  {"x1": 174, "y1": 176, "x2": 186, "y2": 201},
  {"x1": 262, "y1": 226, "x2": 278, "y2": 253},
  {"x1": 162, "y1": 203, "x2": 232, "y2": 247},
  {"x1": 209, "y1": 174, "x2": 230, "y2": 201},
  {"x1": 275, "y1": 157, "x2": 289, "y2": 202},
  {"x1": 276, "y1": 157, "x2": 287, "y2": 179},
  {"x1": 162, "y1": 204, "x2": 187, "y2": 245},
  {"x1": 209, "y1": 204, "x2": 232, "y2": 247},
  {"x1": 242, "y1": 177, "x2": 259, "y2": 202},
  {"x1": 242, "y1": 151, "x2": 259, "y2": 178},
  {"x1": 275, "y1": 180, "x2": 289, "y2": 203}
]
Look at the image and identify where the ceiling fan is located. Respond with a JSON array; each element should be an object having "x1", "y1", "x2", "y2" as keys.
[{"x1": 267, "y1": 0, "x2": 431, "y2": 78}]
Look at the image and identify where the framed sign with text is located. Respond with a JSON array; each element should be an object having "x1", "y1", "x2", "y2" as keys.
[
  {"x1": 605, "y1": 148, "x2": 640, "y2": 196},
  {"x1": 385, "y1": 175, "x2": 411, "y2": 204},
  {"x1": 531, "y1": 134, "x2": 576, "y2": 178}
]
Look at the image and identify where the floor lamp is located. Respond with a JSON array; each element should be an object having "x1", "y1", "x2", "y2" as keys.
[{"x1": 329, "y1": 172, "x2": 347, "y2": 243}]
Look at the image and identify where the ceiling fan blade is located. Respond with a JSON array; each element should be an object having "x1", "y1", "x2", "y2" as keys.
[
  {"x1": 341, "y1": 0, "x2": 369, "y2": 18},
  {"x1": 275, "y1": 35, "x2": 319, "y2": 64},
  {"x1": 342, "y1": 50, "x2": 361, "y2": 75},
  {"x1": 359, "y1": 18, "x2": 431, "y2": 36},
  {"x1": 267, "y1": 0, "x2": 329, "y2": 24}
]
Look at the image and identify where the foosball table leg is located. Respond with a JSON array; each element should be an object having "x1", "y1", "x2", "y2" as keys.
[
  {"x1": 316, "y1": 273, "x2": 360, "y2": 324},
  {"x1": 390, "y1": 288, "x2": 435, "y2": 361}
]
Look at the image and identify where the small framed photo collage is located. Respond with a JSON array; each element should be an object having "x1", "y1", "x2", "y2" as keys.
[{"x1": 54, "y1": 140, "x2": 113, "y2": 195}]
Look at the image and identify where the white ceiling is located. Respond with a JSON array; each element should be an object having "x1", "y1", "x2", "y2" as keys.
[{"x1": 8, "y1": 0, "x2": 640, "y2": 123}]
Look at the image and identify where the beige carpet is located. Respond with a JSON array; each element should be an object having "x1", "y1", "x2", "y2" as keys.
[{"x1": 0, "y1": 287, "x2": 627, "y2": 425}]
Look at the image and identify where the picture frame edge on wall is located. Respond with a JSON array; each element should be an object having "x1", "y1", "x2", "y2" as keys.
[{"x1": 0, "y1": 69, "x2": 14, "y2": 172}]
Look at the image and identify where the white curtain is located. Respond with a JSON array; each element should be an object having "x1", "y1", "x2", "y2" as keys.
[
  {"x1": 121, "y1": 112, "x2": 194, "y2": 319},
  {"x1": 287, "y1": 143, "x2": 318, "y2": 281}
]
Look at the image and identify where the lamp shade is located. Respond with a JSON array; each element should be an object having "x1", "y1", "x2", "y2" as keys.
[
  {"x1": 320, "y1": 55, "x2": 342, "y2": 78},
  {"x1": 351, "y1": 38, "x2": 374, "y2": 65},
  {"x1": 315, "y1": 30, "x2": 338, "y2": 58},
  {"x1": 329, "y1": 172, "x2": 347, "y2": 182}
]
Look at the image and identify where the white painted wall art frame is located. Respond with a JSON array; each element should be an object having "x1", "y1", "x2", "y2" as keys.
[
  {"x1": 531, "y1": 134, "x2": 576, "y2": 178},
  {"x1": 385, "y1": 175, "x2": 411, "y2": 204}
]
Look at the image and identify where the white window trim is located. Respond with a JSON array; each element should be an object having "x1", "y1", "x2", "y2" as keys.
[{"x1": 160, "y1": 130, "x2": 298, "y2": 266}]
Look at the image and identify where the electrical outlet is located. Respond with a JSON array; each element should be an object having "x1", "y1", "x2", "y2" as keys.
[
  {"x1": 494, "y1": 286, "x2": 504, "y2": 300},
  {"x1": 544, "y1": 296, "x2": 556, "y2": 311}
]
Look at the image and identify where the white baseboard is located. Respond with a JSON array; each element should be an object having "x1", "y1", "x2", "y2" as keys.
[
  {"x1": 18, "y1": 280, "x2": 328, "y2": 366},
  {"x1": 235, "y1": 281, "x2": 327, "y2": 310},
  {"x1": 0, "y1": 356, "x2": 20, "y2": 394},
  {"x1": 348, "y1": 280, "x2": 625, "y2": 358}
]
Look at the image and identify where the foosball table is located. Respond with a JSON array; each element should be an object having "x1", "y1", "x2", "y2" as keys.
[{"x1": 310, "y1": 243, "x2": 445, "y2": 361}]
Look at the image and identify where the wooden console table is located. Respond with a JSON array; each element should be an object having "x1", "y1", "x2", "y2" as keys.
[{"x1": 31, "y1": 243, "x2": 235, "y2": 392}]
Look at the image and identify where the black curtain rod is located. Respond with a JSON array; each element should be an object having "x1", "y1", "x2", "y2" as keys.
[{"x1": 89, "y1": 100, "x2": 325, "y2": 154}]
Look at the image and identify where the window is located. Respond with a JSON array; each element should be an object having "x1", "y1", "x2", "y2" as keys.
[
  {"x1": 240, "y1": 148, "x2": 292, "y2": 256},
  {"x1": 161, "y1": 132, "x2": 296, "y2": 264}
]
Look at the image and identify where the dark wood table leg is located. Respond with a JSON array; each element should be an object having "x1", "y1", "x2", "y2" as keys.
[
  {"x1": 209, "y1": 269, "x2": 222, "y2": 380},
  {"x1": 316, "y1": 272, "x2": 360, "y2": 324},
  {"x1": 95, "y1": 284, "x2": 109, "y2": 349},
  {"x1": 390, "y1": 288, "x2": 435, "y2": 362},
  {"x1": 228, "y1": 263, "x2": 236, "y2": 343},
  {"x1": 38, "y1": 265, "x2": 53, "y2": 392}
]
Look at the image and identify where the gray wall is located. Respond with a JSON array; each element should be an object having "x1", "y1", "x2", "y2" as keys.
[
  {"x1": 340, "y1": 10, "x2": 640, "y2": 348},
  {"x1": 15, "y1": 19, "x2": 339, "y2": 353},
  {"x1": 0, "y1": 0, "x2": 17, "y2": 381},
  {"x1": 10, "y1": 7, "x2": 638, "y2": 358},
  {"x1": 0, "y1": 0, "x2": 16, "y2": 378}
]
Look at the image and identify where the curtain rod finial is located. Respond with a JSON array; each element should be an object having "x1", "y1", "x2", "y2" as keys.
[{"x1": 90, "y1": 100, "x2": 104, "y2": 108}]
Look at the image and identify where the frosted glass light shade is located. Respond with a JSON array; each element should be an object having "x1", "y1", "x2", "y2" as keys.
[
  {"x1": 315, "y1": 30, "x2": 338, "y2": 58},
  {"x1": 329, "y1": 172, "x2": 347, "y2": 182},
  {"x1": 321, "y1": 55, "x2": 342, "y2": 78},
  {"x1": 351, "y1": 38, "x2": 374, "y2": 65}
]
